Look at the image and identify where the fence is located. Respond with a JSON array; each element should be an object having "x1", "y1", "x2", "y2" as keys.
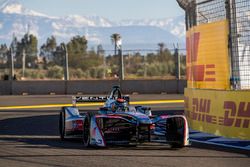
[
  {"x1": 178, "y1": 0, "x2": 250, "y2": 140},
  {"x1": 0, "y1": 47, "x2": 186, "y2": 81},
  {"x1": 229, "y1": 0, "x2": 250, "y2": 89},
  {"x1": 178, "y1": 0, "x2": 250, "y2": 90},
  {"x1": 196, "y1": 0, "x2": 226, "y2": 25}
]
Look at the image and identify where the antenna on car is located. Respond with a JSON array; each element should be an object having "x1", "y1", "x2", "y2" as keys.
[
  {"x1": 110, "y1": 85, "x2": 122, "y2": 99},
  {"x1": 112, "y1": 85, "x2": 120, "y2": 89}
]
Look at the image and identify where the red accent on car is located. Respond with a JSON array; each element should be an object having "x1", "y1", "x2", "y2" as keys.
[
  {"x1": 75, "y1": 120, "x2": 83, "y2": 130},
  {"x1": 150, "y1": 124, "x2": 155, "y2": 130},
  {"x1": 117, "y1": 98, "x2": 125, "y2": 103}
]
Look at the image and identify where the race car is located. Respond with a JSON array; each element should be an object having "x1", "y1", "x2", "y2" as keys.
[{"x1": 59, "y1": 86, "x2": 189, "y2": 148}]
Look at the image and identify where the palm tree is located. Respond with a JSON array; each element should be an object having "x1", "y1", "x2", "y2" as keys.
[
  {"x1": 110, "y1": 33, "x2": 121, "y2": 56},
  {"x1": 158, "y1": 42, "x2": 165, "y2": 55}
]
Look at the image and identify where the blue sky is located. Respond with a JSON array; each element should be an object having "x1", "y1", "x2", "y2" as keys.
[{"x1": 17, "y1": 0, "x2": 184, "y2": 21}]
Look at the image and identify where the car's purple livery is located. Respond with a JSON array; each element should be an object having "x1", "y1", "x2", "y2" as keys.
[{"x1": 59, "y1": 86, "x2": 189, "y2": 148}]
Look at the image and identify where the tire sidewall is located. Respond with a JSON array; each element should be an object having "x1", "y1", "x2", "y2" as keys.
[
  {"x1": 83, "y1": 114, "x2": 91, "y2": 147},
  {"x1": 59, "y1": 110, "x2": 65, "y2": 140}
]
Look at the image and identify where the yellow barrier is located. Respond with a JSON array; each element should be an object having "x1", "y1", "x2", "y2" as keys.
[
  {"x1": 186, "y1": 20, "x2": 230, "y2": 90},
  {"x1": 185, "y1": 88, "x2": 250, "y2": 139}
]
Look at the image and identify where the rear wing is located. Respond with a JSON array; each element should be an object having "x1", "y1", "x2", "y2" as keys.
[
  {"x1": 72, "y1": 96, "x2": 108, "y2": 106},
  {"x1": 72, "y1": 95, "x2": 130, "y2": 106}
]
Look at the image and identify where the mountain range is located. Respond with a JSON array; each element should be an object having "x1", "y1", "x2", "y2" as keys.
[{"x1": 0, "y1": 0, "x2": 186, "y2": 51}]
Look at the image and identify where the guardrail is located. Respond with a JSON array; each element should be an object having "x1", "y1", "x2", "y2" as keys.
[{"x1": 0, "y1": 80, "x2": 186, "y2": 95}]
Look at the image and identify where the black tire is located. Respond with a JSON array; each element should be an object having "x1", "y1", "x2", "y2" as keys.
[
  {"x1": 147, "y1": 125, "x2": 151, "y2": 142},
  {"x1": 83, "y1": 113, "x2": 91, "y2": 147},
  {"x1": 59, "y1": 109, "x2": 65, "y2": 140},
  {"x1": 166, "y1": 117, "x2": 185, "y2": 149},
  {"x1": 170, "y1": 142, "x2": 184, "y2": 149}
]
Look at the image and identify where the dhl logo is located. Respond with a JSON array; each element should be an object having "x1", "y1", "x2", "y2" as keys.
[
  {"x1": 220, "y1": 101, "x2": 250, "y2": 128},
  {"x1": 185, "y1": 97, "x2": 250, "y2": 128},
  {"x1": 186, "y1": 32, "x2": 216, "y2": 82},
  {"x1": 185, "y1": 97, "x2": 217, "y2": 124}
]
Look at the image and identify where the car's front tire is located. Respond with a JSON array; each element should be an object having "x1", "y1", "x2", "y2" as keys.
[
  {"x1": 170, "y1": 142, "x2": 184, "y2": 148},
  {"x1": 83, "y1": 113, "x2": 91, "y2": 147},
  {"x1": 59, "y1": 109, "x2": 65, "y2": 140}
]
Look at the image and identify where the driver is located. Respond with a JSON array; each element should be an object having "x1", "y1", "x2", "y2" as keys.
[{"x1": 111, "y1": 98, "x2": 128, "y2": 112}]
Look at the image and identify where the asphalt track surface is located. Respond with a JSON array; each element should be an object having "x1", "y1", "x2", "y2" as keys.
[{"x1": 0, "y1": 95, "x2": 249, "y2": 167}]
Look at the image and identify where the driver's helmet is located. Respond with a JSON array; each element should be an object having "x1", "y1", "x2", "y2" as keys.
[{"x1": 111, "y1": 98, "x2": 128, "y2": 112}]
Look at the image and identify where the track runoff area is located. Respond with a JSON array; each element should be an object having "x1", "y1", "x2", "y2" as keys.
[{"x1": 0, "y1": 95, "x2": 249, "y2": 167}]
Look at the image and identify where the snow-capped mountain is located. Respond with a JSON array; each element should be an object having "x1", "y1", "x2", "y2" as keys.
[
  {"x1": 119, "y1": 16, "x2": 185, "y2": 39},
  {"x1": 0, "y1": 0, "x2": 53, "y2": 18},
  {"x1": 0, "y1": 0, "x2": 185, "y2": 50}
]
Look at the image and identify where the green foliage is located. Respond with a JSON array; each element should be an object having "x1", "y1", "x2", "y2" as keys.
[
  {"x1": 53, "y1": 45, "x2": 64, "y2": 66},
  {"x1": 180, "y1": 55, "x2": 186, "y2": 76},
  {"x1": 47, "y1": 65, "x2": 63, "y2": 79},
  {"x1": 67, "y1": 35, "x2": 88, "y2": 69},
  {"x1": 46, "y1": 36, "x2": 57, "y2": 50},
  {"x1": 0, "y1": 44, "x2": 8, "y2": 68},
  {"x1": 123, "y1": 46, "x2": 180, "y2": 78},
  {"x1": 147, "y1": 63, "x2": 161, "y2": 76},
  {"x1": 167, "y1": 60, "x2": 175, "y2": 75},
  {"x1": 40, "y1": 36, "x2": 57, "y2": 67},
  {"x1": 70, "y1": 68, "x2": 87, "y2": 79},
  {"x1": 15, "y1": 33, "x2": 38, "y2": 68},
  {"x1": 89, "y1": 67, "x2": 105, "y2": 79},
  {"x1": 136, "y1": 69, "x2": 145, "y2": 77},
  {"x1": 1, "y1": 32, "x2": 187, "y2": 80},
  {"x1": 21, "y1": 69, "x2": 46, "y2": 79},
  {"x1": 97, "y1": 44, "x2": 105, "y2": 56}
]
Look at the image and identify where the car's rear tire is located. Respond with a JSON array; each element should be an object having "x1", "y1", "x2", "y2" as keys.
[
  {"x1": 83, "y1": 113, "x2": 91, "y2": 147},
  {"x1": 59, "y1": 110, "x2": 65, "y2": 140},
  {"x1": 170, "y1": 142, "x2": 184, "y2": 148}
]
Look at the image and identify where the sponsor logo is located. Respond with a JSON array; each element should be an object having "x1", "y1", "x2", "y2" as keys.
[
  {"x1": 186, "y1": 32, "x2": 216, "y2": 82},
  {"x1": 76, "y1": 96, "x2": 107, "y2": 102},
  {"x1": 105, "y1": 127, "x2": 121, "y2": 132},
  {"x1": 185, "y1": 97, "x2": 250, "y2": 128},
  {"x1": 109, "y1": 127, "x2": 120, "y2": 132},
  {"x1": 219, "y1": 101, "x2": 250, "y2": 128},
  {"x1": 186, "y1": 97, "x2": 217, "y2": 124},
  {"x1": 96, "y1": 139, "x2": 103, "y2": 144}
]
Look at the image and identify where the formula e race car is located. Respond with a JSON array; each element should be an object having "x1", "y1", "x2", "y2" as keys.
[{"x1": 59, "y1": 86, "x2": 189, "y2": 148}]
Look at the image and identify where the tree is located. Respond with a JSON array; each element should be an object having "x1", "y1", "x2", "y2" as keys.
[
  {"x1": 111, "y1": 33, "x2": 121, "y2": 56},
  {"x1": 67, "y1": 35, "x2": 88, "y2": 70},
  {"x1": 40, "y1": 36, "x2": 57, "y2": 62},
  {"x1": 97, "y1": 44, "x2": 106, "y2": 79},
  {"x1": 15, "y1": 34, "x2": 38, "y2": 69},
  {"x1": 26, "y1": 34, "x2": 38, "y2": 68},
  {"x1": 158, "y1": 42, "x2": 165, "y2": 55},
  {"x1": 0, "y1": 44, "x2": 8, "y2": 68},
  {"x1": 97, "y1": 44, "x2": 105, "y2": 56},
  {"x1": 47, "y1": 36, "x2": 57, "y2": 50},
  {"x1": 53, "y1": 45, "x2": 64, "y2": 66}
]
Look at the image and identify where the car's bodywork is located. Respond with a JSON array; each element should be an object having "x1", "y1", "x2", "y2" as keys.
[{"x1": 59, "y1": 86, "x2": 189, "y2": 148}]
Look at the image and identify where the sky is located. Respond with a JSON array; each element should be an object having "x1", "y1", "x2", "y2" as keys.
[{"x1": 15, "y1": 0, "x2": 184, "y2": 21}]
